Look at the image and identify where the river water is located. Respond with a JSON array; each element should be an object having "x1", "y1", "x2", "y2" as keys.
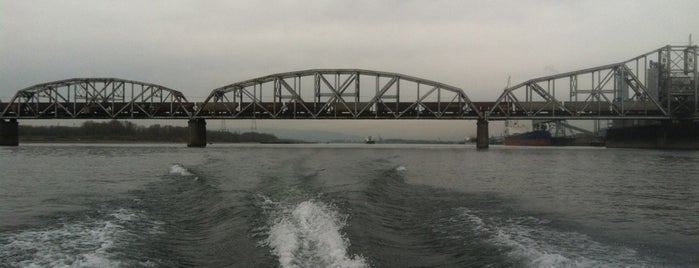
[{"x1": 1, "y1": 144, "x2": 697, "y2": 267}]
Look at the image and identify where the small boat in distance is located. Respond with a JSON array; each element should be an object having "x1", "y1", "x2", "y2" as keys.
[{"x1": 364, "y1": 136, "x2": 376, "y2": 144}]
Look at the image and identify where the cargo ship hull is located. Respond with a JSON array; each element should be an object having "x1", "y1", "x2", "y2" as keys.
[
  {"x1": 504, "y1": 130, "x2": 552, "y2": 146},
  {"x1": 605, "y1": 121, "x2": 699, "y2": 149}
]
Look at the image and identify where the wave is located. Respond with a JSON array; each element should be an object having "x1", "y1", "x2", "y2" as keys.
[
  {"x1": 456, "y1": 208, "x2": 646, "y2": 268},
  {"x1": 169, "y1": 164, "x2": 193, "y2": 176},
  {"x1": 358, "y1": 162, "x2": 654, "y2": 267},
  {"x1": 261, "y1": 197, "x2": 368, "y2": 268},
  {"x1": 169, "y1": 164, "x2": 202, "y2": 181},
  {"x1": 0, "y1": 208, "x2": 142, "y2": 268}
]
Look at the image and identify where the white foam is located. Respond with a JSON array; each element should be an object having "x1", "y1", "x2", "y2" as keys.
[
  {"x1": 169, "y1": 164, "x2": 193, "y2": 176},
  {"x1": 457, "y1": 208, "x2": 488, "y2": 233},
  {"x1": 457, "y1": 209, "x2": 644, "y2": 268},
  {"x1": 111, "y1": 208, "x2": 138, "y2": 221},
  {"x1": 139, "y1": 260, "x2": 157, "y2": 267},
  {"x1": 258, "y1": 194, "x2": 279, "y2": 207},
  {"x1": 395, "y1": 166, "x2": 407, "y2": 171},
  {"x1": 1, "y1": 209, "x2": 140, "y2": 268},
  {"x1": 265, "y1": 200, "x2": 368, "y2": 268},
  {"x1": 492, "y1": 227, "x2": 580, "y2": 268}
]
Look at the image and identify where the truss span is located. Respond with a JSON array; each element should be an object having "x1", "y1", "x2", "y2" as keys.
[
  {"x1": 0, "y1": 78, "x2": 191, "y2": 119},
  {"x1": 195, "y1": 69, "x2": 481, "y2": 119},
  {"x1": 488, "y1": 45, "x2": 698, "y2": 120}
]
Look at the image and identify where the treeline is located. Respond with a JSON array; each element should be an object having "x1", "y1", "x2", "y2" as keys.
[{"x1": 19, "y1": 120, "x2": 279, "y2": 143}]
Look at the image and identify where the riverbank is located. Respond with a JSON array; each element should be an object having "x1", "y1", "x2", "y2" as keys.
[{"x1": 18, "y1": 120, "x2": 281, "y2": 144}]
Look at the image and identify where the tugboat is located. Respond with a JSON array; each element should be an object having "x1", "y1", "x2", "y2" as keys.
[{"x1": 364, "y1": 136, "x2": 376, "y2": 144}]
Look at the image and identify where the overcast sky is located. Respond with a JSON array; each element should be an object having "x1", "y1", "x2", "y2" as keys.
[{"x1": 1, "y1": 0, "x2": 697, "y2": 139}]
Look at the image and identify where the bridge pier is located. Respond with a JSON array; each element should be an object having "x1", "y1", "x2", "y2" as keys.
[
  {"x1": 187, "y1": 119, "x2": 207, "y2": 147},
  {"x1": 476, "y1": 118, "x2": 489, "y2": 149},
  {"x1": 0, "y1": 119, "x2": 19, "y2": 146}
]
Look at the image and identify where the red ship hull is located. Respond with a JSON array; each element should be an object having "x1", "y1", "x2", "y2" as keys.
[{"x1": 504, "y1": 130, "x2": 552, "y2": 146}]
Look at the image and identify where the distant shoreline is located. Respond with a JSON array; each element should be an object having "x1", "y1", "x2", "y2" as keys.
[
  {"x1": 18, "y1": 138, "x2": 309, "y2": 144},
  {"x1": 17, "y1": 138, "x2": 465, "y2": 145},
  {"x1": 18, "y1": 120, "x2": 283, "y2": 144}
]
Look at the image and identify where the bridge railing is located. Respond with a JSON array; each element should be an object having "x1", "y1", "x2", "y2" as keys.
[
  {"x1": 0, "y1": 78, "x2": 192, "y2": 119},
  {"x1": 488, "y1": 45, "x2": 697, "y2": 120},
  {"x1": 193, "y1": 69, "x2": 482, "y2": 119}
]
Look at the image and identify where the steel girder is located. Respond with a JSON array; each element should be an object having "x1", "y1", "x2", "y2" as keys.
[
  {"x1": 0, "y1": 78, "x2": 191, "y2": 119},
  {"x1": 489, "y1": 45, "x2": 698, "y2": 120},
  {"x1": 195, "y1": 69, "x2": 481, "y2": 119}
]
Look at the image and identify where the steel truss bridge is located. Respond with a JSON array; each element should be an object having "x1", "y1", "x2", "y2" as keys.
[
  {"x1": 196, "y1": 69, "x2": 481, "y2": 119},
  {"x1": 1, "y1": 45, "x2": 697, "y2": 147},
  {"x1": 0, "y1": 78, "x2": 192, "y2": 119},
  {"x1": 488, "y1": 45, "x2": 698, "y2": 120}
]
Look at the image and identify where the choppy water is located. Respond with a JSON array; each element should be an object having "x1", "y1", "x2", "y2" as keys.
[{"x1": 1, "y1": 144, "x2": 698, "y2": 267}]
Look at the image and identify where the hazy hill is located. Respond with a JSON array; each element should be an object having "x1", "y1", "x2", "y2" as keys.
[{"x1": 226, "y1": 127, "x2": 363, "y2": 143}]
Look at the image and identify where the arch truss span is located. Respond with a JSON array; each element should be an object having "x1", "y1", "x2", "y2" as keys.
[
  {"x1": 488, "y1": 45, "x2": 698, "y2": 120},
  {"x1": 0, "y1": 78, "x2": 192, "y2": 119},
  {"x1": 195, "y1": 69, "x2": 482, "y2": 119}
]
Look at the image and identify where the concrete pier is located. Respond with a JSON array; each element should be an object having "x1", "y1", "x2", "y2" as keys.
[
  {"x1": 187, "y1": 119, "x2": 207, "y2": 147},
  {"x1": 476, "y1": 118, "x2": 489, "y2": 149},
  {"x1": 0, "y1": 119, "x2": 19, "y2": 146}
]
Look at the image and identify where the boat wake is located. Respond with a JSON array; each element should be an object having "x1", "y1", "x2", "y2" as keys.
[
  {"x1": 169, "y1": 164, "x2": 193, "y2": 176},
  {"x1": 169, "y1": 164, "x2": 201, "y2": 181},
  {"x1": 259, "y1": 195, "x2": 368, "y2": 268},
  {"x1": 0, "y1": 209, "x2": 144, "y2": 268},
  {"x1": 455, "y1": 208, "x2": 647, "y2": 268}
]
